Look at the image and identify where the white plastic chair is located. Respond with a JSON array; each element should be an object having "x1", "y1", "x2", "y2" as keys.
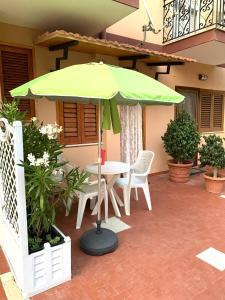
[
  {"x1": 115, "y1": 150, "x2": 155, "y2": 215},
  {"x1": 76, "y1": 178, "x2": 108, "y2": 229}
]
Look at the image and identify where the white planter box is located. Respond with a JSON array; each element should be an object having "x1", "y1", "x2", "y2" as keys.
[
  {"x1": 0, "y1": 120, "x2": 72, "y2": 299},
  {"x1": 17, "y1": 225, "x2": 71, "y2": 299}
]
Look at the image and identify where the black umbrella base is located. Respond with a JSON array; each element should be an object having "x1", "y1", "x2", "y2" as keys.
[{"x1": 80, "y1": 222, "x2": 118, "y2": 256}]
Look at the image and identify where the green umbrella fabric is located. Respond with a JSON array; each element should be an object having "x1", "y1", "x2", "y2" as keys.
[{"x1": 10, "y1": 62, "x2": 184, "y2": 133}]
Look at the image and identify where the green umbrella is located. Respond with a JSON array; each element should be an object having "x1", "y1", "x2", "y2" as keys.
[
  {"x1": 10, "y1": 62, "x2": 184, "y2": 255},
  {"x1": 11, "y1": 62, "x2": 184, "y2": 133}
]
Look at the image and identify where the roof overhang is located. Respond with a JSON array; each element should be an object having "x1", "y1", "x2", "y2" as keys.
[
  {"x1": 0, "y1": 0, "x2": 138, "y2": 36},
  {"x1": 35, "y1": 30, "x2": 196, "y2": 65}
]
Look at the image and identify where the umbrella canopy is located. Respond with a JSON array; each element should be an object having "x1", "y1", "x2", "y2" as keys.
[
  {"x1": 11, "y1": 62, "x2": 183, "y2": 104},
  {"x1": 11, "y1": 62, "x2": 184, "y2": 133},
  {"x1": 10, "y1": 62, "x2": 185, "y2": 256}
]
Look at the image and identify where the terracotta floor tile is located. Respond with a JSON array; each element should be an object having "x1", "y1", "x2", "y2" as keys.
[
  {"x1": 0, "y1": 282, "x2": 7, "y2": 300},
  {"x1": 0, "y1": 249, "x2": 9, "y2": 274},
  {"x1": 2, "y1": 173, "x2": 225, "y2": 299}
]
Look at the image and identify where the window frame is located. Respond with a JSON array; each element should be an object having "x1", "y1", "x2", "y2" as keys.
[
  {"x1": 175, "y1": 86, "x2": 224, "y2": 133},
  {"x1": 0, "y1": 44, "x2": 35, "y2": 118},
  {"x1": 57, "y1": 101, "x2": 99, "y2": 146}
]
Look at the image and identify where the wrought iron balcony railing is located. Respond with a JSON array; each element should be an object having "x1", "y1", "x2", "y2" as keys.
[{"x1": 163, "y1": 0, "x2": 225, "y2": 43}]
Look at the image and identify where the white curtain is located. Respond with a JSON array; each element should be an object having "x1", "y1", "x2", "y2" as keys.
[{"x1": 120, "y1": 104, "x2": 143, "y2": 165}]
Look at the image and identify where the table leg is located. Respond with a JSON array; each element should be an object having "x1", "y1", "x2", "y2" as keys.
[
  {"x1": 112, "y1": 188, "x2": 124, "y2": 207},
  {"x1": 107, "y1": 175, "x2": 121, "y2": 217}
]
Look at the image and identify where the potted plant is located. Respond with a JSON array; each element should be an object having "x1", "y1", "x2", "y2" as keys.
[
  {"x1": 161, "y1": 110, "x2": 200, "y2": 183},
  {"x1": 0, "y1": 101, "x2": 88, "y2": 297},
  {"x1": 199, "y1": 134, "x2": 225, "y2": 193}
]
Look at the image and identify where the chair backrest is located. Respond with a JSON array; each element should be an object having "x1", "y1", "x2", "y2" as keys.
[{"x1": 131, "y1": 150, "x2": 155, "y2": 175}]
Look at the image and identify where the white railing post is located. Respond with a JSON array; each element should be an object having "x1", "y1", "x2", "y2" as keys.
[
  {"x1": 13, "y1": 121, "x2": 29, "y2": 255},
  {"x1": 0, "y1": 171, "x2": 3, "y2": 247}
]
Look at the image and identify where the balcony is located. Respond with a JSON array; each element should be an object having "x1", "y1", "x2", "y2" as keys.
[{"x1": 163, "y1": 0, "x2": 225, "y2": 65}]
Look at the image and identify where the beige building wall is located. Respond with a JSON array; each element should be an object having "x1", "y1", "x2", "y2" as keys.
[
  {"x1": 0, "y1": 22, "x2": 120, "y2": 170},
  {"x1": 107, "y1": 0, "x2": 164, "y2": 45},
  {"x1": 141, "y1": 62, "x2": 225, "y2": 173},
  {"x1": 1, "y1": 22, "x2": 225, "y2": 173}
]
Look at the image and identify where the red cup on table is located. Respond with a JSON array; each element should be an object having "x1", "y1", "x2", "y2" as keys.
[{"x1": 101, "y1": 148, "x2": 106, "y2": 165}]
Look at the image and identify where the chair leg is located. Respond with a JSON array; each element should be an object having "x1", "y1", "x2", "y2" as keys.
[
  {"x1": 104, "y1": 184, "x2": 108, "y2": 223},
  {"x1": 142, "y1": 182, "x2": 152, "y2": 211},
  {"x1": 91, "y1": 194, "x2": 104, "y2": 215},
  {"x1": 76, "y1": 196, "x2": 88, "y2": 229},
  {"x1": 90, "y1": 197, "x2": 96, "y2": 210},
  {"x1": 134, "y1": 188, "x2": 138, "y2": 201},
  {"x1": 65, "y1": 194, "x2": 74, "y2": 216},
  {"x1": 109, "y1": 189, "x2": 121, "y2": 217},
  {"x1": 123, "y1": 187, "x2": 131, "y2": 216}
]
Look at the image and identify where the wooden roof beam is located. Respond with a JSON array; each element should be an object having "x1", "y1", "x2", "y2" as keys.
[{"x1": 119, "y1": 54, "x2": 150, "y2": 70}]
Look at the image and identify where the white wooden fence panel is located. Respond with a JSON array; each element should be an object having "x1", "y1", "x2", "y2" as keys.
[
  {"x1": 0, "y1": 118, "x2": 28, "y2": 293},
  {"x1": 0, "y1": 118, "x2": 71, "y2": 299}
]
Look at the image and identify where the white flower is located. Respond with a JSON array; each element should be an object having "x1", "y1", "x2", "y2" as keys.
[
  {"x1": 52, "y1": 170, "x2": 58, "y2": 176},
  {"x1": 27, "y1": 153, "x2": 36, "y2": 166},
  {"x1": 39, "y1": 123, "x2": 63, "y2": 140},
  {"x1": 31, "y1": 117, "x2": 38, "y2": 122},
  {"x1": 52, "y1": 168, "x2": 64, "y2": 176},
  {"x1": 27, "y1": 152, "x2": 49, "y2": 167}
]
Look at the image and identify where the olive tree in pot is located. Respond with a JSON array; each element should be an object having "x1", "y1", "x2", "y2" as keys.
[
  {"x1": 161, "y1": 111, "x2": 200, "y2": 183},
  {"x1": 199, "y1": 134, "x2": 225, "y2": 193}
]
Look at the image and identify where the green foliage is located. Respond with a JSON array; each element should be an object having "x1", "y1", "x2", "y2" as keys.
[
  {"x1": 21, "y1": 120, "x2": 89, "y2": 239},
  {"x1": 1, "y1": 101, "x2": 88, "y2": 250},
  {"x1": 199, "y1": 134, "x2": 225, "y2": 178},
  {"x1": 28, "y1": 237, "x2": 43, "y2": 252},
  {"x1": 60, "y1": 168, "x2": 89, "y2": 215},
  {"x1": 46, "y1": 234, "x2": 61, "y2": 246},
  {"x1": 161, "y1": 110, "x2": 200, "y2": 164},
  {"x1": 23, "y1": 119, "x2": 63, "y2": 167},
  {"x1": 0, "y1": 100, "x2": 25, "y2": 123},
  {"x1": 24, "y1": 161, "x2": 58, "y2": 236}
]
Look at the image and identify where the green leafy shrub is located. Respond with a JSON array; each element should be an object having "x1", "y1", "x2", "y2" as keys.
[
  {"x1": 0, "y1": 100, "x2": 25, "y2": 123},
  {"x1": 199, "y1": 134, "x2": 225, "y2": 178},
  {"x1": 1, "y1": 102, "x2": 89, "y2": 251},
  {"x1": 46, "y1": 234, "x2": 61, "y2": 246},
  {"x1": 161, "y1": 110, "x2": 200, "y2": 164},
  {"x1": 28, "y1": 237, "x2": 43, "y2": 252}
]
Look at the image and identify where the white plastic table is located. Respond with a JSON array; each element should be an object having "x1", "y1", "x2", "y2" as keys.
[{"x1": 86, "y1": 161, "x2": 130, "y2": 217}]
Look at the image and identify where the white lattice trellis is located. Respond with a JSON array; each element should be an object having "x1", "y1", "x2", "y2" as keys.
[
  {"x1": 0, "y1": 118, "x2": 28, "y2": 292},
  {"x1": 0, "y1": 118, "x2": 71, "y2": 299}
]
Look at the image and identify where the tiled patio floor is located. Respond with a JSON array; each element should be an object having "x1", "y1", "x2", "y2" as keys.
[{"x1": 1, "y1": 173, "x2": 225, "y2": 299}]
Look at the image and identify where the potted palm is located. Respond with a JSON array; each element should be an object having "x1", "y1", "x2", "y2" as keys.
[
  {"x1": 199, "y1": 134, "x2": 225, "y2": 193},
  {"x1": 161, "y1": 111, "x2": 200, "y2": 183}
]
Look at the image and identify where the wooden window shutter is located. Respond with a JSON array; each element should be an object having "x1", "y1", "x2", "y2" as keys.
[
  {"x1": 199, "y1": 91, "x2": 212, "y2": 132},
  {"x1": 0, "y1": 46, "x2": 35, "y2": 118},
  {"x1": 212, "y1": 93, "x2": 224, "y2": 131},
  {"x1": 58, "y1": 102, "x2": 82, "y2": 144},
  {"x1": 81, "y1": 104, "x2": 98, "y2": 143},
  {"x1": 57, "y1": 102, "x2": 98, "y2": 145}
]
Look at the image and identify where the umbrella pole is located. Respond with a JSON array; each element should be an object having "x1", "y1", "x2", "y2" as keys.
[
  {"x1": 79, "y1": 99, "x2": 118, "y2": 256},
  {"x1": 96, "y1": 100, "x2": 102, "y2": 230}
]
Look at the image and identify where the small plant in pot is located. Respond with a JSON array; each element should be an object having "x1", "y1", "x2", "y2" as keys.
[
  {"x1": 199, "y1": 134, "x2": 225, "y2": 193},
  {"x1": 161, "y1": 110, "x2": 200, "y2": 183}
]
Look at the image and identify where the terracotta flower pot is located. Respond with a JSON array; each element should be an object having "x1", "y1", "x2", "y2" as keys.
[
  {"x1": 168, "y1": 160, "x2": 193, "y2": 183},
  {"x1": 204, "y1": 173, "x2": 225, "y2": 193}
]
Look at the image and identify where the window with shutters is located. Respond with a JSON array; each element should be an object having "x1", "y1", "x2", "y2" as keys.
[
  {"x1": 176, "y1": 87, "x2": 224, "y2": 133},
  {"x1": 199, "y1": 91, "x2": 224, "y2": 132},
  {"x1": 0, "y1": 45, "x2": 35, "y2": 118},
  {"x1": 57, "y1": 102, "x2": 98, "y2": 145}
]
